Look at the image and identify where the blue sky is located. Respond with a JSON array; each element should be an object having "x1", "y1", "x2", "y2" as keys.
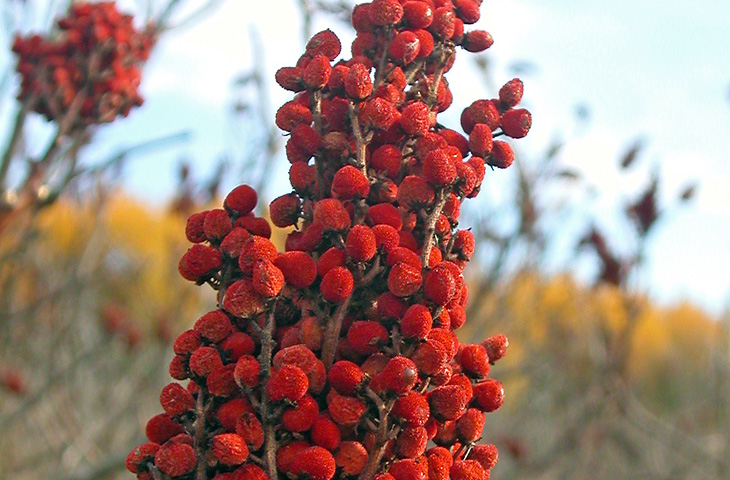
[{"x1": 5, "y1": 0, "x2": 729, "y2": 314}]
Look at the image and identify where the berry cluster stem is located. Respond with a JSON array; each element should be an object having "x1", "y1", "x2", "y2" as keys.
[
  {"x1": 259, "y1": 309, "x2": 279, "y2": 480},
  {"x1": 420, "y1": 188, "x2": 448, "y2": 266},
  {"x1": 194, "y1": 388, "x2": 208, "y2": 480},
  {"x1": 321, "y1": 294, "x2": 354, "y2": 370},
  {"x1": 360, "y1": 388, "x2": 397, "y2": 480},
  {"x1": 347, "y1": 102, "x2": 369, "y2": 175}
]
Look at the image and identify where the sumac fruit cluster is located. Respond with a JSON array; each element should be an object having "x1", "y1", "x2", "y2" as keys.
[
  {"x1": 128, "y1": 1, "x2": 529, "y2": 479},
  {"x1": 12, "y1": 1, "x2": 153, "y2": 128}
]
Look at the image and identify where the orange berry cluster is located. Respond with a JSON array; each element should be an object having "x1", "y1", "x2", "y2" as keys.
[
  {"x1": 128, "y1": 1, "x2": 530, "y2": 479},
  {"x1": 12, "y1": 1, "x2": 152, "y2": 128}
]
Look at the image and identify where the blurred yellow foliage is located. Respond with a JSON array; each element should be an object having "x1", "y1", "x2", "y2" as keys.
[
  {"x1": 27, "y1": 193, "x2": 215, "y2": 336},
  {"x1": 462, "y1": 272, "x2": 725, "y2": 405}
]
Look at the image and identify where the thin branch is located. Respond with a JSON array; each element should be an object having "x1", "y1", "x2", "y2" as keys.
[
  {"x1": 347, "y1": 101, "x2": 368, "y2": 175},
  {"x1": 194, "y1": 387, "x2": 208, "y2": 480},
  {"x1": 0, "y1": 102, "x2": 29, "y2": 187},
  {"x1": 321, "y1": 293, "x2": 353, "y2": 370},
  {"x1": 162, "y1": 0, "x2": 226, "y2": 33},
  {"x1": 259, "y1": 309, "x2": 279, "y2": 480},
  {"x1": 419, "y1": 189, "x2": 448, "y2": 266}
]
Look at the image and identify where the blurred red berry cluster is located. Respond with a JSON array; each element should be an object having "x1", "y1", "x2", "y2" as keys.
[
  {"x1": 128, "y1": 1, "x2": 530, "y2": 479},
  {"x1": 12, "y1": 1, "x2": 153, "y2": 128}
]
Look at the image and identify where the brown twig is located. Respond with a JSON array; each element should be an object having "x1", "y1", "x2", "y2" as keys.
[
  {"x1": 359, "y1": 387, "x2": 396, "y2": 480},
  {"x1": 194, "y1": 387, "x2": 208, "y2": 480},
  {"x1": 259, "y1": 309, "x2": 279, "y2": 480},
  {"x1": 348, "y1": 101, "x2": 368, "y2": 175},
  {"x1": 426, "y1": 45, "x2": 453, "y2": 108},
  {"x1": 0, "y1": 102, "x2": 30, "y2": 187},
  {"x1": 420, "y1": 188, "x2": 448, "y2": 266},
  {"x1": 321, "y1": 293, "x2": 354, "y2": 370},
  {"x1": 321, "y1": 257, "x2": 382, "y2": 370}
]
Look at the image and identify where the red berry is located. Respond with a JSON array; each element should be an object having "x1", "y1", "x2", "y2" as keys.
[
  {"x1": 347, "y1": 320, "x2": 389, "y2": 355},
  {"x1": 290, "y1": 446, "x2": 337, "y2": 480},
  {"x1": 220, "y1": 228, "x2": 251, "y2": 258},
  {"x1": 239, "y1": 236, "x2": 278, "y2": 275},
  {"x1": 423, "y1": 149, "x2": 457, "y2": 186},
  {"x1": 431, "y1": 7, "x2": 456, "y2": 38},
  {"x1": 481, "y1": 334, "x2": 509, "y2": 363},
  {"x1": 456, "y1": 408, "x2": 485, "y2": 442},
  {"x1": 397, "y1": 175, "x2": 435, "y2": 210},
  {"x1": 377, "y1": 356, "x2": 419, "y2": 394},
  {"x1": 359, "y1": 97, "x2": 399, "y2": 131},
  {"x1": 455, "y1": 0, "x2": 480, "y2": 24},
  {"x1": 400, "y1": 102, "x2": 431, "y2": 136},
  {"x1": 373, "y1": 224, "x2": 400, "y2": 253},
  {"x1": 472, "y1": 379, "x2": 504, "y2": 412},
  {"x1": 303, "y1": 54, "x2": 332, "y2": 89},
  {"x1": 370, "y1": 0, "x2": 404, "y2": 26},
  {"x1": 178, "y1": 244, "x2": 221, "y2": 281},
  {"x1": 252, "y1": 259, "x2": 285, "y2": 297},
  {"x1": 160, "y1": 383, "x2": 195, "y2": 416},
  {"x1": 235, "y1": 412, "x2": 265, "y2": 450},
  {"x1": 203, "y1": 208, "x2": 232, "y2": 241},
  {"x1": 185, "y1": 211, "x2": 208, "y2": 243},
  {"x1": 429, "y1": 385, "x2": 469, "y2": 421},
  {"x1": 154, "y1": 443, "x2": 196, "y2": 477},
  {"x1": 234, "y1": 355, "x2": 261, "y2": 388},
  {"x1": 274, "y1": 251, "x2": 318, "y2": 288},
  {"x1": 413, "y1": 29, "x2": 435, "y2": 59},
  {"x1": 126, "y1": 443, "x2": 160, "y2": 474},
  {"x1": 439, "y1": 129, "x2": 469, "y2": 157},
  {"x1": 462, "y1": 29, "x2": 494, "y2": 53},
  {"x1": 393, "y1": 391, "x2": 431, "y2": 427},
  {"x1": 367, "y1": 203, "x2": 403, "y2": 230},
  {"x1": 500, "y1": 108, "x2": 531, "y2": 138},
  {"x1": 277, "y1": 441, "x2": 312, "y2": 473},
  {"x1": 329, "y1": 360, "x2": 364, "y2": 395},
  {"x1": 327, "y1": 393, "x2": 367, "y2": 426},
  {"x1": 269, "y1": 193, "x2": 301, "y2": 228},
  {"x1": 194, "y1": 310, "x2": 232, "y2": 343},
  {"x1": 499, "y1": 78, "x2": 523, "y2": 108},
  {"x1": 317, "y1": 247, "x2": 347, "y2": 278},
  {"x1": 314, "y1": 198, "x2": 351, "y2": 231},
  {"x1": 401, "y1": 304, "x2": 433, "y2": 339},
  {"x1": 388, "y1": 458, "x2": 427, "y2": 480},
  {"x1": 426, "y1": 447, "x2": 453, "y2": 480},
  {"x1": 266, "y1": 364, "x2": 309, "y2": 402},
  {"x1": 450, "y1": 460, "x2": 486, "y2": 480},
  {"x1": 469, "y1": 444, "x2": 499, "y2": 470},
  {"x1": 320, "y1": 266, "x2": 354, "y2": 303},
  {"x1": 345, "y1": 63, "x2": 372, "y2": 100},
  {"x1": 276, "y1": 66, "x2": 304, "y2": 92},
  {"x1": 311, "y1": 415, "x2": 342, "y2": 450},
  {"x1": 489, "y1": 140, "x2": 514, "y2": 169},
  {"x1": 396, "y1": 427, "x2": 429, "y2": 459},
  {"x1": 336, "y1": 441, "x2": 369, "y2": 476},
  {"x1": 388, "y1": 262, "x2": 423, "y2": 297},
  {"x1": 346, "y1": 225, "x2": 377, "y2": 262},
  {"x1": 461, "y1": 100, "x2": 500, "y2": 134},
  {"x1": 212, "y1": 433, "x2": 249, "y2": 466},
  {"x1": 306, "y1": 29, "x2": 341, "y2": 60},
  {"x1": 223, "y1": 279, "x2": 265, "y2": 318},
  {"x1": 390, "y1": 31, "x2": 421, "y2": 65},
  {"x1": 404, "y1": 2, "x2": 434, "y2": 28},
  {"x1": 332, "y1": 165, "x2": 370, "y2": 199},
  {"x1": 276, "y1": 101, "x2": 313, "y2": 132},
  {"x1": 468, "y1": 123, "x2": 493, "y2": 157},
  {"x1": 282, "y1": 394, "x2": 319, "y2": 432},
  {"x1": 146, "y1": 413, "x2": 184, "y2": 444}
]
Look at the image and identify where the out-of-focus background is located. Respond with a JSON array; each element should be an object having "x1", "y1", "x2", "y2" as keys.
[{"x1": 1, "y1": 1, "x2": 729, "y2": 479}]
